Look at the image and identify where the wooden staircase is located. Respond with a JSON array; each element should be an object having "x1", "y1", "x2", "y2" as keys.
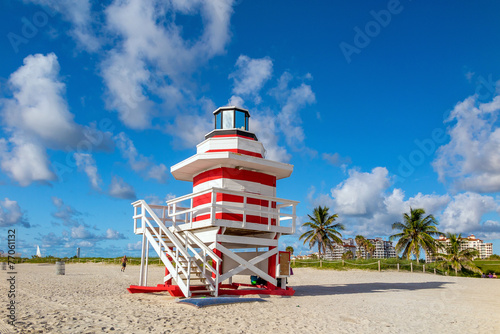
[{"x1": 132, "y1": 200, "x2": 221, "y2": 297}]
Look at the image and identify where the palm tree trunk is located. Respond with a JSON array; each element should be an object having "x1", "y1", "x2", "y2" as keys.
[{"x1": 455, "y1": 267, "x2": 458, "y2": 276}]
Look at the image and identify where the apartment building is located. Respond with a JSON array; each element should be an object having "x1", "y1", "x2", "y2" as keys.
[
  {"x1": 427, "y1": 234, "x2": 493, "y2": 262},
  {"x1": 324, "y1": 238, "x2": 396, "y2": 260},
  {"x1": 324, "y1": 239, "x2": 356, "y2": 260}
]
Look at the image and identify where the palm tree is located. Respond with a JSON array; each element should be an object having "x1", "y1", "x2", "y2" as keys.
[
  {"x1": 285, "y1": 246, "x2": 294, "y2": 255},
  {"x1": 434, "y1": 233, "x2": 482, "y2": 276},
  {"x1": 365, "y1": 240, "x2": 375, "y2": 259},
  {"x1": 355, "y1": 235, "x2": 365, "y2": 259},
  {"x1": 355, "y1": 235, "x2": 375, "y2": 259},
  {"x1": 390, "y1": 207, "x2": 442, "y2": 263},
  {"x1": 342, "y1": 250, "x2": 354, "y2": 260},
  {"x1": 299, "y1": 206, "x2": 344, "y2": 258}
]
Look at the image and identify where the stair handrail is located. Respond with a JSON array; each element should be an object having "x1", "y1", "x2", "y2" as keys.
[
  {"x1": 142, "y1": 227, "x2": 189, "y2": 296},
  {"x1": 170, "y1": 228, "x2": 221, "y2": 292},
  {"x1": 140, "y1": 200, "x2": 191, "y2": 260},
  {"x1": 184, "y1": 230, "x2": 222, "y2": 263}
]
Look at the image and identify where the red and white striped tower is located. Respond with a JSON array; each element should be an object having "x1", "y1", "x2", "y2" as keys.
[{"x1": 130, "y1": 106, "x2": 298, "y2": 297}]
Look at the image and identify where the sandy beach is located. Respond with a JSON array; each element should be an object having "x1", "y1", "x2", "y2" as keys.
[{"x1": 1, "y1": 263, "x2": 499, "y2": 333}]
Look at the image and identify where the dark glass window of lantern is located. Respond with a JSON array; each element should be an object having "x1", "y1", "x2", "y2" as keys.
[
  {"x1": 235, "y1": 110, "x2": 247, "y2": 130},
  {"x1": 215, "y1": 112, "x2": 221, "y2": 129}
]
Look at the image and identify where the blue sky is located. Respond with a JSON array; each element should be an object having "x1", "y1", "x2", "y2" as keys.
[{"x1": 1, "y1": 0, "x2": 500, "y2": 258}]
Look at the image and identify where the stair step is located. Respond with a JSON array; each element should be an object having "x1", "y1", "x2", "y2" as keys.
[{"x1": 190, "y1": 289, "x2": 214, "y2": 294}]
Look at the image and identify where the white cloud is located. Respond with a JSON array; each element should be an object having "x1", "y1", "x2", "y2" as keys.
[
  {"x1": 309, "y1": 166, "x2": 498, "y2": 239},
  {"x1": 145, "y1": 193, "x2": 177, "y2": 205},
  {"x1": 439, "y1": 192, "x2": 498, "y2": 233},
  {"x1": 0, "y1": 198, "x2": 30, "y2": 228},
  {"x1": 127, "y1": 240, "x2": 142, "y2": 251},
  {"x1": 322, "y1": 152, "x2": 352, "y2": 167},
  {"x1": 332, "y1": 167, "x2": 390, "y2": 217},
  {"x1": 0, "y1": 53, "x2": 112, "y2": 186},
  {"x1": 433, "y1": 93, "x2": 500, "y2": 193},
  {"x1": 306, "y1": 186, "x2": 335, "y2": 208},
  {"x1": 24, "y1": 0, "x2": 100, "y2": 52},
  {"x1": 101, "y1": 0, "x2": 234, "y2": 129},
  {"x1": 114, "y1": 132, "x2": 168, "y2": 182},
  {"x1": 166, "y1": 113, "x2": 213, "y2": 148},
  {"x1": 51, "y1": 197, "x2": 82, "y2": 227},
  {"x1": 147, "y1": 164, "x2": 168, "y2": 183},
  {"x1": 3, "y1": 53, "x2": 83, "y2": 148},
  {"x1": 108, "y1": 176, "x2": 136, "y2": 200},
  {"x1": 105, "y1": 228, "x2": 126, "y2": 240},
  {"x1": 251, "y1": 111, "x2": 291, "y2": 163},
  {"x1": 307, "y1": 167, "x2": 452, "y2": 237},
  {"x1": 228, "y1": 95, "x2": 245, "y2": 107},
  {"x1": 71, "y1": 225, "x2": 95, "y2": 239},
  {"x1": 229, "y1": 55, "x2": 273, "y2": 103},
  {"x1": 269, "y1": 72, "x2": 316, "y2": 153},
  {"x1": 74, "y1": 153, "x2": 101, "y2": 190},
  {"x1": 0, "y1": 135, "x2": 56, "y2": 186}
]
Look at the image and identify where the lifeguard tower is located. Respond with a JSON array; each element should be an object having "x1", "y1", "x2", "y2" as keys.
[{"x1": 128, "y1": 106, "x2": 298, "y2": 297}]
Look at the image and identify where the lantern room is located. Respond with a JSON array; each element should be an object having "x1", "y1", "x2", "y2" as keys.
[{"x1": 214, "y1": 106, "x2": 250, "y2": 131}]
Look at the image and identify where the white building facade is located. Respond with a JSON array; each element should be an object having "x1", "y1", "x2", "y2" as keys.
[
  {"x1": 427, "y1": 234, "x2": 493, "y2": 262},
  {"x1": 324, "y1": 238, "x2": 396, "y2": 260}
]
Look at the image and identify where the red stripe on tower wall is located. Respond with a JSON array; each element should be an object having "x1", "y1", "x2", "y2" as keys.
[
  {"x1": 192, "y1": 193, "x2": 276, "y2": 208},
  {"x1": 193, "y1": 167, "x2": 276, "y2": 188},
  {"x1": 193, "y1": 212, "x2": 276, "y2": 225}
]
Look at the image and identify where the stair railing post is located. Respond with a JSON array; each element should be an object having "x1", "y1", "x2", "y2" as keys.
[
  {"x1": 378, "y1": 260, "x2": 381, "y2": 272},
  {"x1": 190, "y1": 197, "x2": 193, "y2": 228},
  {"x1": 267, "y1": 198, "x2": 272, "y2": 230},
  {"x1": 215, "y1": 262, "x2": 220, "y2": 297},
  {"x1": 144, "y1": 242, "x2": 149, "y2": 286},
  {"x1": 203, "y1": 249, "x2": 207, "y2": 277},
  {"x1": 172, "y1": 203, "x2": 177, "y2": 228},
  {"x1": 186, "y1": 258, "x2": 192, "y2": 295},
  {"x1": 175, "y1": 248, "x2": 179, "y2": 280},
  {"x1": 139, "y1": 229, "x2": 147, "y2": 286},
  {"x1": 211, "y1": 190, "x2": 217, "y2": 224},
  {"x1": 411, "y1": 262, "x2": 413, "y2": 272}
]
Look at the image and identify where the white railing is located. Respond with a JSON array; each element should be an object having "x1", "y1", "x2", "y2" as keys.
[
  {"x1": 132, "y1": 200, "x2": 221, "y2": 297},
  {"x1": 165, "y1": 187, "x2": 298, "y2": 234}
]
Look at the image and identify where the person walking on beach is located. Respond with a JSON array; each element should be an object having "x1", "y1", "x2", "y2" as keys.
[{"x1": 121, "y1": 255, "x2": 128, "y2": 272}]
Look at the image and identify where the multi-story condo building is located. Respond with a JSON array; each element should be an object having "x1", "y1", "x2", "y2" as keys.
[
  {"x1": 427, "y1": 234, "x2": 493, "y2": 262},
  {"x1": 370, "y1": 238, "x2": 397, "y2": 259},
  {"x1": 324, "y1": 238, "x2": 396, "y2": 260},
  {"x1": 324, "y1": 239, "x2": 356, "y2": 260}
]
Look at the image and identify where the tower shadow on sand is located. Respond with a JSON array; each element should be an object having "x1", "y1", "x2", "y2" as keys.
[{"x1": 294, "y1": 281, "x2": 453, "y2": 297}]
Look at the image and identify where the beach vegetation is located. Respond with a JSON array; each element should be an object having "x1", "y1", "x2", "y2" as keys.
[
  {"x1": 342, "y1": 251, "x2": 354, "y2": 260},
  {"x1": 355, "y1": 235, "x2": 375, "y2": 259},
  {"x1": 390, "y1": 207, "x2": 442, "y2": 263},
  {"x1": 299, "y1": 206, "x2": 344, "y2": 258},
  {"x1": 286, "y1": 246, "x2": 294, "y2": 255},
  {"x1": 434, "y1": 233, "x2": 482, "y2": 276}
]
